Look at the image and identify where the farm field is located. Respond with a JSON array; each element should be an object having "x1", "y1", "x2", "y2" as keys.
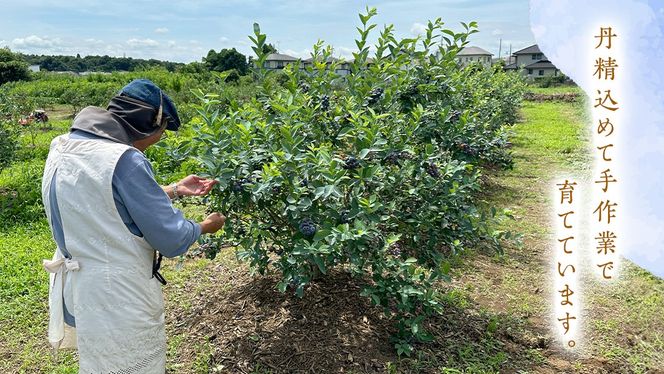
[{"x1": 1, "y1": 85, "x2": 661, "y2": 373}]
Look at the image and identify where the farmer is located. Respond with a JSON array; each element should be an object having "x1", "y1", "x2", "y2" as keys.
[{"x1": 41, "y1": 79, "x2": 225, "y2": 373}]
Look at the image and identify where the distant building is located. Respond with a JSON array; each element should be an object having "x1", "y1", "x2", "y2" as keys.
[
  {"x1": 523, "y1": 59, "x2": 559, "y2": 77},
  {"x1": 263, "y1": 53, "x2": 299, "y2": 70},
  {"x1": 303, "y1": 56, "x2": 353, "y2": 75},
  {"x1": 79, "y1": 71, "x2": 112, "y2": 76},
  {"x1": 456, "y1": 46, "x2": 493, "y2": 67},
  {"x1": 504, "y1": 44, "x2": 560, "y2": 78},
  {"x1": 262, "y1": 52, "x2": 373, "y2": 75},
  {"x1": 28, "y1": 64, "x2": 40, "y2": 72}
]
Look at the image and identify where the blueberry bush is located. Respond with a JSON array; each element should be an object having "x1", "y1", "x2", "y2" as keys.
[
  {"x1": 186, "y1": 8, "x2": 525, "y2": 354},
  {"x1": 0, "y1": 97, "x2": 19, "y2": 169}
]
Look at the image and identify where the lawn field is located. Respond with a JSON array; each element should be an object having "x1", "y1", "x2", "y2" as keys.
[{"x1": 0, "y1": 89, "x2": 661, "y2": 373}]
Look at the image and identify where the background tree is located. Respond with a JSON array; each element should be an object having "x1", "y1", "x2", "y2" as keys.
[
  {"x1": 21, "y1": 53, "x2": 184, "y2": 72},
  {"x1": 0, "y1": 48, "x2": 31, "y2": 85},
  {"x1": 262, "y1": 43, "x2": 277, "y2": 55},
  {"x1": 204, "y1": 48, "x2": 248, "y2": 75}
]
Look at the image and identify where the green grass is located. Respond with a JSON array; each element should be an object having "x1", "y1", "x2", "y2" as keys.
[
  {"x1": 467, "y1": 90, "x2": 663, "y2": 372},
  {"x1": 525, "y1": 85, "x2": 584, "y2": 95}
]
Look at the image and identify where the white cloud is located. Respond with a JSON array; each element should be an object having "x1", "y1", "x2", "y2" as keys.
[
  {"x1": 410, "y1": 22, "x2": 427, "y2": 36},
  {"x1": 492, "y1": 29, "x2": 504, "y2": 36},
  {"x1": 126, "y1": 38, "x2": 159, "y2": 48},
  {"x1": 12, "y1": 35, "x2": 62, "y2": 48},
  {"x1": 335, "y1": 46, "x2": 357, "y2": 59},
  {"x1": 154, "y1": 27, "x2": 169, "y2": 34},
  {"x1": 83, "y1": 38, "x2": 105, "y2": 46},
  {"x1": 219, "y1": 36, "x2": 229, "y2": 43}
]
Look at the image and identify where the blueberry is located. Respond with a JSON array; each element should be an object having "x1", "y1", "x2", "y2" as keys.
[
  {"x1": 320, "y1": 95, "x2": 330, "y2": 111},
  {"x1": 231, "y1": 181, "x2": 244, "y2": 193},
  {"x1": 290, "y1": 275, "x2": 302, "y2": 286},
  {"x1": 426, "y1": 163, "x2": 441, "y2": 179},
  {"x1": 230, "y1": 177, "x2": 251, "y2": 193},
  {"x1": 367, "y1": 88, "x2": 384, "y2": 105},
  {"x1": 339, "y1": 210, "x2": 351, "y2": 224},
  {"x1": 383, "y1": 151, "x2": 401, "y2": 166},
  {"x1": 388, "y1": 243, "x2": 402, "y2": 257},
  {"x1": 342, "y1": 156, "x2": 360, "y2": 170},
  {"x1": 299, "y1": 218, "x2": 317, "y2": 237},
  {"x1": 269, "y1": 246, "x2": 283, "y2": 255}
]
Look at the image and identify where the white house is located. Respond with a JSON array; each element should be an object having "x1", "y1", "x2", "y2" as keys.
[
  {"x1": 456, "y1": 46, "x2": 493, "y2": 67},
  {"x1": 263, "y1": 53, "x2": 299, "y2": 70},
  {"x1": 302, "y1": 56, "x2": 373, "y2": 76}
]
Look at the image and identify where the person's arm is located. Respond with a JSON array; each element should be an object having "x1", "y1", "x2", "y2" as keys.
[
  {"x1": 162, "y1": 184, "x2": 177, "y2": 200},
  {"x1": 113, "y1": 151, "x2": 223, "y2": 257},
  {"x1": 200, "y1": 213, "x2": 226, "y2": 234},
  {"x1": 162, "y1": 175, "x2": 217, "y2": 200}
]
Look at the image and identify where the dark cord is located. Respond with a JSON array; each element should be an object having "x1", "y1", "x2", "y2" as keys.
[{"x1": 152, "y1": 251, "x2": 167, "y2": 285}]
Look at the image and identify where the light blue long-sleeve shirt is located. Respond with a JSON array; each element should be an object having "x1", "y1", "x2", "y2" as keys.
[{"x1": 48, "y1": 130, "x2": 202, "y2": 260}]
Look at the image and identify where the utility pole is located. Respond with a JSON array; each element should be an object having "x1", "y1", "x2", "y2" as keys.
[
  {"x1": 498, "y1": 38, "x2": 502, "y2": 60},
  {"x1": 509, "y1": 44, "x2": 512, "y2": 64}
]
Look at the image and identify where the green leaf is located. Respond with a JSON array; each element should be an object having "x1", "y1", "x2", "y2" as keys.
[
  {"x1": 313, "y1": 256, "x2": 327, "y2": 274},
  {"x1": 371, "y1": 294, "x2": 381, "y2": 305}
]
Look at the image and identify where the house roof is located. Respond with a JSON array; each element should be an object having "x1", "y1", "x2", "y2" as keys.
[
  {"x1": 524, "y1": 59, "x2": 557, "y2": 69},
  {"x1": 513, "y1": 44, "x2": 542, "y2": 55},
  {"x1": 265, "y1": 53, "x2": 298, "y2": 61},
  {"x1": 458, "y1": 46, "x2": 493, "y2": 56},
  {"x1": 303, "y1": 56, "x2": 351, "y2": 63},
  {"x1": 504, "y1": 63, "x2": 519, "y2": 70}
]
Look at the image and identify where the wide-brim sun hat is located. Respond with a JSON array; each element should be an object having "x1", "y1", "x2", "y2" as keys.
[{"x1": 118, "y1": 78, "x2": 181, "y2": 131}]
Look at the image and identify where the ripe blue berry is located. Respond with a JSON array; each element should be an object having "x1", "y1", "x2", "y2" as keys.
[
  {"x1": 299, "y1": 218, "x2": 317, "y2": 237},
  {"x1": 383, "y1": 151, "x2": 401, "y2": 166},
  {"x1": 388, "y1": 243, "x2": 402, "y2": 257},
  {"x1": 426, "y1": 163, "x2": 441, "y2": 179},
  {"x1": 343, "y1": 156, "x2": 360, "y2": 170}
]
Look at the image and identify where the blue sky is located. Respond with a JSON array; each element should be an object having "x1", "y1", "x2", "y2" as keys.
[{"x1": 0, "y1": 0, "x2": 534, "y2": 62}]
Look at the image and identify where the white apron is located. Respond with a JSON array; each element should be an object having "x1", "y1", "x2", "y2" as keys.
[{"x1": 42, "y1": 134, "x2": 166, "y2": 373}]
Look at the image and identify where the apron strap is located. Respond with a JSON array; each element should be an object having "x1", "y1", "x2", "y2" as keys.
[{"x1": 151, "y1": 251, "x2": 167, "y2": 285}]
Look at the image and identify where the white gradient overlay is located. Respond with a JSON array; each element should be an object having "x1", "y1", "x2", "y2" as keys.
[{"x1": 530, "y1": 0, "x2": 664, "y2": 279}]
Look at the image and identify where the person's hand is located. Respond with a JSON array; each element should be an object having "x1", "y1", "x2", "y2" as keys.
[
  {"x1": 200, "y1": 212, "x2": 226, "y2": 234},
  {"x1": 177, "y1": 175, "x2": 217, "y2": 197}
]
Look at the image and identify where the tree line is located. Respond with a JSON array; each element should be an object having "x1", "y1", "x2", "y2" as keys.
[
  {"x1": 21, "y1": 53, "x2": 185, "y2": 73},
  {"x1": 0, "y1": 43, "x2": 279, "y2": 85}
]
